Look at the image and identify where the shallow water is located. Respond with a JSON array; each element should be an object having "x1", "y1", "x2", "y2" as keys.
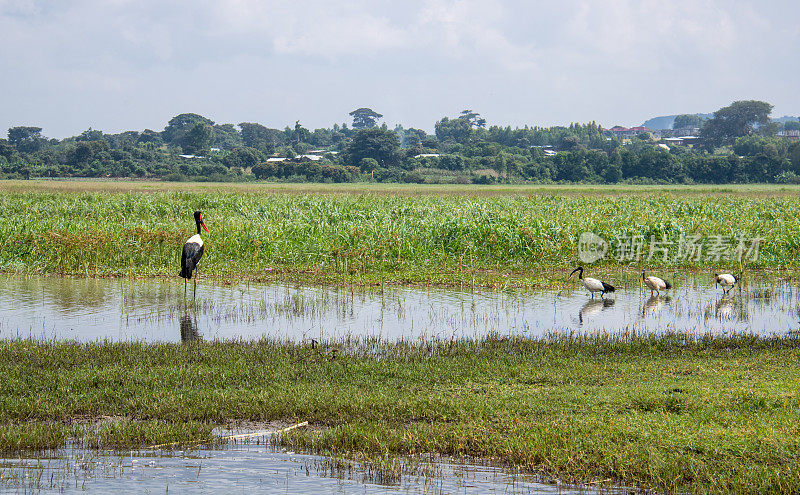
[
  {"x1": 0, "y1": 441, "x2": 614, "y2": 494},
  {"x1": 0, "y1": 274, "x2": 797, "y2": 342}
]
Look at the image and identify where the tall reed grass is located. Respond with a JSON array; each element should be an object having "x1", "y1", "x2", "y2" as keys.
[{"x1": 0, "y1": 188, "x2": 798, "y2": 284}]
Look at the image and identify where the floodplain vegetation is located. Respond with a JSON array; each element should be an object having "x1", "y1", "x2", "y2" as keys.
[
  {"x1": 1, "y1": 181, "x2": 800, "y2": 287},
  {"x1": 0, "y1": 333, "x2": 797, "y2": 493},
  {"x1": 2, "y1": 181, "x2": 800, "y2": 493}
]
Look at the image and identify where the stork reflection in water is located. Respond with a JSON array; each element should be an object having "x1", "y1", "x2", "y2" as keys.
[{"x1": 180, "y1": 308, "x2": 202, "y2": 342}]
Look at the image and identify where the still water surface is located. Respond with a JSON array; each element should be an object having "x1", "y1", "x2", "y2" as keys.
[
  {"x1": 0, "y1": 440, "x2": 614, "y2": 494},
  {"x1": 0, "y1": 274, "x2": 798, "y2": 342}
]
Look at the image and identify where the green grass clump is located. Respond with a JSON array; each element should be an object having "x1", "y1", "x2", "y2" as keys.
[
  {"x1": 0, "y1": 333, "x2": 797, "y2": 493},
  {"x1": 1, "y1": 183, "x2": 800, "y2": 286}
]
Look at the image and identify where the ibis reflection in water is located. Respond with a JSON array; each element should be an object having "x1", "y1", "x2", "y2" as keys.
[
  {"x1": 578, "y1": 298, "x2": 615, "y2": 325},
  {"x1": 642, "y1": 295, "x2": 670, "y2": 316}
]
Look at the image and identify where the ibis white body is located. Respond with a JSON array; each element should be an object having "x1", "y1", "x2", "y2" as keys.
[
  {"x1": 581, "y1": 277, "x2": 606, "y2": 293},
  {"x1": 715, "y1": 273, "x2": 737, "y2": 293},
  {"x1": 570, "y1": 267, "x2": 615, "y2": 298},
  {"x1": 642, "y1": 270, "x2": 671, "y2": 295}
]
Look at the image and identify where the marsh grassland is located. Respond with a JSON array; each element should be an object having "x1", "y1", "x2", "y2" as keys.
[
  {"x1": 0, "y1": 334, "x2": 797, "y2": 493},
  {"x1": 1, "y1": 181, "x2": 800, "y2": 493},
  {"x1": 1, "y1": 181, "x2": 800, "y2": 286}
]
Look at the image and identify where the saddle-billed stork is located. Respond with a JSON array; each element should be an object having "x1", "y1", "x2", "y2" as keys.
[
  {"x1": 569, "y1": 266, "x2": 615, "y2": 299},
  {"x1": 180, "y1": 211, "x2": 209, "y2": 294},
  {"x1": 642, "y1": 269, "x2": 671, "y2": 296}
]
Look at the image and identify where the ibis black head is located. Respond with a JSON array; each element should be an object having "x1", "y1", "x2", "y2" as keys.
[
  {"x1": 641, "y1": 269, "x2": 646, "y2": 279},
  {"x1": 569, "y1": 266, "x2": 583, "y2": 278}
]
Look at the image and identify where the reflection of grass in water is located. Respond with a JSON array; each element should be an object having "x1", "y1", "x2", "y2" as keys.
[{"x1": 0, "y1": 444, "x2": 539, "y2": 494}]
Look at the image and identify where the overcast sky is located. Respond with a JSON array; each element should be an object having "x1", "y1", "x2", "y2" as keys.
[{"x1": 1, "y1": 0, "x2": 798, "y2": 138}]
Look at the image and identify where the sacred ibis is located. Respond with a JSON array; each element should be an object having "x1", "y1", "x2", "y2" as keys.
[
  {"x1": 180, "y1": 211, "x2": 209, "y2": 294},
  {"x1": 714, "y1": 273, "x2": 737, "y2": 294},
  {"x1": 642, "y1": 270, "x2": 671, "y2": 295},
  {"x1": 569, "y1": 266, "x2": 615, "y2": 299}
]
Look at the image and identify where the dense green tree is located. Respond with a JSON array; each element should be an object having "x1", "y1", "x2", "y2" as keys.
[
  {"x1": 349, "y1": 108, "x2": 383, "y2": 130},
  {"x1": 8, "y1": 126, "x2": 45, "y2": 153},
  {"x1": 137, "y1": 129, "x2": 163, "y2": 146},
  {"x1": 459, "y1": 109, "x2": 486, "y2": 128},
  {"x1": 76, "y1": 128, "x2": 103, "y2": 142},
  {"x1": 290, "y1": 121, "x2": 311, "y2": 144},
  {"x1": 435, "y1": 117, "x2": 472, "y2": 144},
  {"x1": 67, "y1": 140, "x2": 109, "y2": 167},
  {"x1": 0, "y1": 139, "x2": 15, "y2": 159},
  {"x1": 789, "y1": 142, "x2": 800, "y2": 170},
  {"x1": 700, "y1": 100, "x2": 773, "y2": 147},
  {"x1": 673, "y1": 114, "x2": 705, "y2": 129},
  {"x1": 212, "y1": 124, "x2": 242, "y2": 150},
  {"x1": 359, "y1": 158, "x2": 379, "y2": 172},
  {"x1": 107, "y1": 131, "x2": 140, "y2": 149},
  {"x1": 181, "y1": 123, "x2": 214, "y2": 155},
  {"x1": 784, "y1": 121, "x2": 800, "y2": 132},
  {"x1": 163, "y1": 113, "x2": 214, "y2": 146},
  {"x1": 239, "y1": 122, "x2": 283, "y2": 153},
  {"x1": 223, "y1": 147, "x2": 263, "y2": 169},
  {"x1": 345, "y1": 128, "x2": 401, "y2": 168},
  {"x1": 401, "y1": 128, "x2": 427, "y2": 148}
]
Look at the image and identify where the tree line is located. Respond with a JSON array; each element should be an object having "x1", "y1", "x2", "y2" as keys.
[{"x1": 1, "y1": 100, "x2": 799, "y2": 184}]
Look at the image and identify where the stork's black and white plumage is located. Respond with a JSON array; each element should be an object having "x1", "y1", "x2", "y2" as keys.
[
  {"x1": 642, "y1": 270, "x2": 671, "y2": 295},
  {"x1": 715, "y1": 273, "x2": 737, "y2": 294},
  {"x1": 180, "y1": 211, "x2": 209, "y2": 291},
  {"x1": 569, "y1": 266, "x2": 615, "y2": 299}
]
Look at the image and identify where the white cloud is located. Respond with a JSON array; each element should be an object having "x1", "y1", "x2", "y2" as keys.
[
  {"x1": 0, "y1": 0, "x2": 798, "y2": 137},
  {"x1": 0, "y1": 0, "x2": 40, "y2": 16},
  {"x1": 272, "y1": 12, "x2": 410, "y2": 58},
  {"x1": 418, "y1": 0, "x2": 538, "y2": 71}
]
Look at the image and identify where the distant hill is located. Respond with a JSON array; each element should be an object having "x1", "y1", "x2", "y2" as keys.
[
  {"x1": 642, "y1": 113, "x2": 798, "y2": 130},
  {"x1": 642, "y1": 113, "x2": 713, "y2": 130}
]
